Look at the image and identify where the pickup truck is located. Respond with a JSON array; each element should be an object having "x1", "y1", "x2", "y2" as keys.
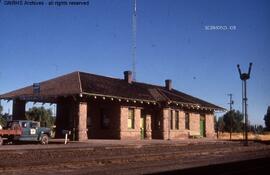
[{"x1": 0, "y1": 120, "x2": 51, "y2": 145}]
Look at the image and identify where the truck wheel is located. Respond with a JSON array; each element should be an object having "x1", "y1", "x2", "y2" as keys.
[
  {"x1": 40, "y1": 134, "x2": 49, "y2": 145},
  {"x1": 0, "y1": 136, "x2": 3, "y2": 146}
]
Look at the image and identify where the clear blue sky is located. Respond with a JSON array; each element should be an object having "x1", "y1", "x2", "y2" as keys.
[{"x1": 0, "y1": 0, "x2": 269, "y2": 125}]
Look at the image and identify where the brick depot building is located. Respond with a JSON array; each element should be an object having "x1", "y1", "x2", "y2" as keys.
[{"x1": 0, "y1": 71, "x2": 223, "y2": 141}]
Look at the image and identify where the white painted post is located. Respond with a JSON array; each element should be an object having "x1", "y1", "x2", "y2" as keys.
[{"x1": 64, "y1": 133, "x2": 68, "y2": 144}]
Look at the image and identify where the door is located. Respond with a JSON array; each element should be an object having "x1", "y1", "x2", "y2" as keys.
[
  {"x1": 140, "y1": 115, "x2": 146, "y2": 139},
  {"x1": 20, "y1": 121, "x2": 38, "y2": 141},
  {"x1": 29, "y1": 122, "x2": 39, "y2": 140},
  {"x1": 200, "y1": 115, "x2": 206, "y2": 137},
  {"x1": 21, "y1": 121, "x2": 30, "y2": 137}
]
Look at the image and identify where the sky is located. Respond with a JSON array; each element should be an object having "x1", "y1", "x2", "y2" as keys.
[{"x1": 0, "y1": 0, "x2": 269, "y2": 125}]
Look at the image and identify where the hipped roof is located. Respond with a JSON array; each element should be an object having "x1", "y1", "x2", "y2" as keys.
[{"x1": 0, "y1": 71, "x2": 223, "y2": 110}]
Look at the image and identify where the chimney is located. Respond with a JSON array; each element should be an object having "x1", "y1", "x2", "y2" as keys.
[
  {"x1": 165, "y1": 79, "x2": 172, "y2": 91},
  {"x1": 124, "y1": 71, "x2": 132, "y2": 84}
]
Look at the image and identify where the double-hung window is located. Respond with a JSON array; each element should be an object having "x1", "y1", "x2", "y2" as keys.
[
  {"x1": 175, "y1": 111, "x2": 179, "y2": 130},
  {"x1": 128, "y1": 108, "x2": 135, "y2": 129},
  {"x1": 185, "y1": 113, "x2": 190, "y2": 129}
]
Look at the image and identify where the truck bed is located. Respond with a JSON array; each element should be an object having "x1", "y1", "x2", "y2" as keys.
[{"x1": 0, "y1": 129, "x2": 22, "y2": 136}]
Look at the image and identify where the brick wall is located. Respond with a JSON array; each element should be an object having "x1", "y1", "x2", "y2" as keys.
[
  {"x1": 168, "y1": 110, "x2": 188, "y2": 139},
  {"x1": 55, "y1": 98, "x2": 88, "y2": 141},
  {"x1": 120, "y1": 106, "x2": 141, "y2": 140},
  {"x1": 189, "y1": 113, "x2": 200, "y2": 136},
  {"x1": 205, "y1": 114, "x2": 215, "y2": 138},
  {"x1": 87, "y1": 100, "x2": 121, "y2": 139},
  {"x1": 145, "y1": 114, "x2": 152, "y2": 139},
  {"x1": 179, "y1": 111, "x2": 185, "y2": 131},
  {"x1": 77, "y1": 102, "x2": 88, "y2": 141},
  {"x1": 162, "y1": 108, "x2": 169, "y2": 140},
  {"x1": 54, "y1": 97, "x2": 215, "y2": 140}
]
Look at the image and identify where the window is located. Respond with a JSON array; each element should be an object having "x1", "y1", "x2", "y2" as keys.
[
  {"x1": 170, "y1": 110, "x2": 173, "y2": 130},
  {"x1": 30, "y1": 122, "x2": 39, "y2": 128},
  {"x1": 175, "y1": 111, "x2": 179, "y2": 130},
  {"x1": 185, "y1": 113, "x2": 190, "y2": 129},
  {"x1": 21, "y1": 122, "x2": 28, "y2": 128},
  {"x1": 128, "y1": 108, "x2": 135, "y2": 129}
]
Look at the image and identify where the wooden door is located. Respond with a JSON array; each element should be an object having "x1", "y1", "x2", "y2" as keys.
[{"x1": 200, "y1": 115, "x2": 206, "y2": 137}]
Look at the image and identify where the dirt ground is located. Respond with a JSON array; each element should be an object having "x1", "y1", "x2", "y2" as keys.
[
  {"x1": 0, "y1": 139, "x2": 270, "y2": 175},
  {"x1": 217, "y1": 132, "x2": 270, "y2": 141}
]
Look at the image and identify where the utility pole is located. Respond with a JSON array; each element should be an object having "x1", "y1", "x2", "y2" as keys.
[
  {"x1": 227, "y1": 93, "x2": 234, "y2": 140},
  {"x1": 237, "y1": 63, "x2": 252, "y2": 146}
]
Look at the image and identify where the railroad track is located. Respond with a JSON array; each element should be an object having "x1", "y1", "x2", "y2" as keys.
[{"x1": 0, "y1": 142, "x2": 270, "y2": 175}]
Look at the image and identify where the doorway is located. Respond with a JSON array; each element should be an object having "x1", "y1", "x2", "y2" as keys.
[
  {"x1": 140, "y1": 114, "x2": 146, "y2": 139},
  {"x1": 200, "y1": 115, "x2": 206, "y2": 137}
]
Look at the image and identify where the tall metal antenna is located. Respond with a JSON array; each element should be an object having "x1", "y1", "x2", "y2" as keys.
[{"x1": 132, "y1": 0, "x2": 137, "y2": 81}]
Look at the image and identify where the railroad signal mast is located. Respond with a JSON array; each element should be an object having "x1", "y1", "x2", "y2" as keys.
[{"x1": 237, "y1": 63, "x2": 252, "y2": 146}]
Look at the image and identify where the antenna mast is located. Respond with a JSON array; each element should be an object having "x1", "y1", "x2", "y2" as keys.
[{"x1": 132, "y1": 0, "x2": 137, "y2": 81}]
